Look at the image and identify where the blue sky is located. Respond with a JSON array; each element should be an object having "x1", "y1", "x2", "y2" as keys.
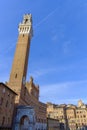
[{"x1": 0, "y1": 0, "x2": 87, "y2": 105}]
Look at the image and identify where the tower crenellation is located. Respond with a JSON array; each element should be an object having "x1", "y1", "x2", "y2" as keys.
[{"x1": 18, "y1": 14, "x2": 33, "y2": 37}]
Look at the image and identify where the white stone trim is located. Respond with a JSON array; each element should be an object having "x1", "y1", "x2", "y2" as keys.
[{"x1": 18, "y1": 14, "x2": 33, "y2": 37}]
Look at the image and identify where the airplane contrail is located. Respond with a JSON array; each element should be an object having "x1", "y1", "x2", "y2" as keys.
[
  {"x1": 1, "y1": 8, "x2": 58, "y2": 55},
  {"x1": 34, "y1": 7, "x2": 58, "y2": 29},
  {"x1": 0, "y1": 42, "x2": 16, "y2": 56}
]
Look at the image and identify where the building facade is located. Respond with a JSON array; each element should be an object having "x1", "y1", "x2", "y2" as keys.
[
  {"x1": 66, "y1": 105, "x2": 76, "y2": 130},
  {"x1": 47, "y1": 103, "x2": 66, "y2": 129},
  {"x1": 0, "y1": 83, "x2": 17, "y2": 129},
  {"x1": 47, "y1": 100, "x2": 87, "y2": 130},
  {"x1": 47, "y1": 118, "x2": 63, "y2": 130}
]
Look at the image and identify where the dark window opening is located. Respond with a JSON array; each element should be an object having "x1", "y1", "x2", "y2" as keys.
[
  {"x1": 15, "y1": 74, "x2": 17, "y2": 78},
  {"x1": 6, "y1": 101, "x2": 8, "y2": 107},
  {"x1": 2, "y1": 117, "x2": 5, "y2": 126},
  {"x1": 25, "y1": 19, "x2": 28, "y2": 23},
  {"x1": 0, "y1": 97, "x2": 3, "y2": 105},
  {"x1": 8, "y1": 118, "x2": 10, "y2": 124}
]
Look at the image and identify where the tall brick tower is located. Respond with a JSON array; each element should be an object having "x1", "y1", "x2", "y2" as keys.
[{"x1": 8, "y1": 14, "x2": 33, "y2": 94}]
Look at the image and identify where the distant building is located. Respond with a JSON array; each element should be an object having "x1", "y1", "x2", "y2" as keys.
[
  {"x1": 47, "y1": 118, "x2": 64, "y2": 130},
  {"x1": 66, "y1": 104, "x2": 76, "y2": 130},
  {"x1": 47, "y1": 101, "x2": 87, "y2": 130},
  {"x1": 47, "y1": 103, "x2": 66, "y2": 129},
  {"x1": 78, "y1": 100, "x2": 84, "y2": 108},
  {"x1": 76, "y1": 107, "x2": 87, "y2": 129}
]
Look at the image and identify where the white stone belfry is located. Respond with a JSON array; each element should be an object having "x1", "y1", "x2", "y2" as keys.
[{"x1": 18, "y1": 14, "x2": 33, "y2": 37}]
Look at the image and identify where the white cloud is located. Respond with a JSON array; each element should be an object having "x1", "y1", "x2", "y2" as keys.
[
  {"x1": 34, "y1": 7, "x2": 58, "y2": 29},
  {"x1": 40, "y1": 79, "x2": 87, "y2": 94},
  {"x1": 47, "y1": 98, "x2": 87, "y2": 105},
  {"x1": 28, "y1": 68, "x2": 56, "y2": 79},
  {"x1": 39, "y1": 80, "x2": 87, "y2": 104},
  {"x1": 28, "y1": 65, "x2": 73, "y2": 80}
]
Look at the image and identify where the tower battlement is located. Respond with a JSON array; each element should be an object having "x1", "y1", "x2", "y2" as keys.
[{"x1": 18, "y1": 14, "x2": 33, "y2": 37}]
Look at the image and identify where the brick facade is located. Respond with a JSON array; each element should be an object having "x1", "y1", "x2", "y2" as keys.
[
  {"x1": 47, "y1": 101, "x2": 87, "y2": 130},
  {"x1": 0, "y1": 83, "x2": 17, "y2": 128}
]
